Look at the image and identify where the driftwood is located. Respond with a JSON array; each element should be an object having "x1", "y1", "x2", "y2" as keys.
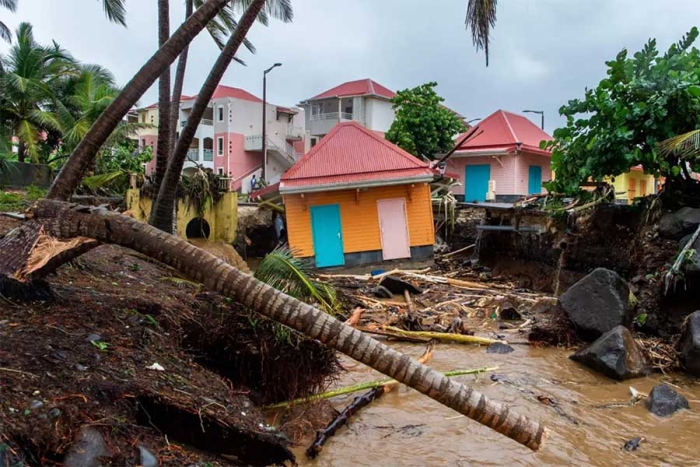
[
  {"x1": 306, "y1": 344, "x2": 435, "y2": 459},
  {"x1": 265, "y1": 366, "x2": 498, "y2": 410},
  {"x1": 344, "y1": 307, "x2": 365, "y2": 327},
  {"x1": 364, "y1": 326, "x2": 504, "y2": 346},
  {"x1": 441, "y1": 244, "x2": 475, "y2": 258}
]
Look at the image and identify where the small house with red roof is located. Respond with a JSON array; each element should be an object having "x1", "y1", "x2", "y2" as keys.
[
  {"x1": 281, "y1": 122, "x2": 435, "y2": 268},
  {"x1": 445, "y1": 110, "x2": 553, "y2": 202},
  {"x1": 299, "y1": 79, "x2": 397, "y2": 149}
]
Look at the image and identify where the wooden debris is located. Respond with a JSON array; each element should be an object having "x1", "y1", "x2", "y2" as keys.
[
  {"x1": 305, "y1": 343, "x2": 435, "y2": 459},
  {"x1": 344, "y1": 307, "x2": 365, "y2": 327},
  {"x1": 369, "y1": 326, "x2": 504, "y2": 346},
  {"x1": 441, "y1": 244, "x2": 475, "y2": 258}
]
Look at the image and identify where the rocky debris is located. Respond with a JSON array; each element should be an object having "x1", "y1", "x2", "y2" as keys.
[
  {"x1": 645, "y1": 384, "x2": 690, "y2": 417},
  {"x1": 369, "y1": 285, "x2": 393, "y2": 299},
  {"x1": 379, "y1": 276, "x2": 422, "y2": 295},
  {"x1": 63, "y1": 427, "x2": 111, "y2": 467},
  {"x1": 487, "y1": 342, "x2": 515, "y2": 354},
  {"x1": 559, "y1": 268, "x2": 634, "y2": 340},
  {"x1": 677, "y1": 234, "x2": 700, "y2": 274},
  {"x1": 680, "y1": 310, "x2": 700, "y2": 376},
  {"x1": 659, "y1": 207, "x2": 700, "y2": 240},
  {"x1": 570, "y1": 326, "x2": 648, "y2": 380},
  {"x1": 434, "y1": 235, "x2": 449, "y2": 254},
  {"x1": 138, "y1": 446, "x2": 159, "y2": 467},
  {"x1": 85, "y1": 333, "x2": 102, "y2": 343},
  {"x1": 623, "y1": 436, "x2": 645, "y2": 452}
]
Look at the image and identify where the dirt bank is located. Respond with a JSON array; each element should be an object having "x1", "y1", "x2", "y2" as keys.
[{"x1": 0, "y1": 220, "x2": 338, "y2": 465}]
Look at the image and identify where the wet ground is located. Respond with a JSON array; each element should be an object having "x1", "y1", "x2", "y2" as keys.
[{"x1": 295, "y1": 343, "x2": 700, "y2": 467}]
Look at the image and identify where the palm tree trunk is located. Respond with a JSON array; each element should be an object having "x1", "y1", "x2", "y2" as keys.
[
  {"x1": 154, "y1": 0, "x2": 172, "y2": 192},
  {"x1": 169, "y1": 0, "x2": 194, "y2": 154},
  {"x1": 47, "y1": 0, "x2": 233, "y2": 201},
  {"x1": 17, "y1": 140, "x2": 26, "y2": 163},
  {"x1": 148, "y1": 0, "x2": 267, "y2": 232},
  {"x1": 14, "y1": 199, "x2": 548, "y2": 452}
]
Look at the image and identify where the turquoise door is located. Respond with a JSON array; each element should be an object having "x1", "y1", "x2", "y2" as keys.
[
  {"x1": 310, "y1": 204, "x2": 345, "y2": 268},
  {"x1": 528, "y1": 165, "x2": 542, "y2": 194},
  {"x1": 464, "y1": 164, "x2": 490, "y2": 202}
]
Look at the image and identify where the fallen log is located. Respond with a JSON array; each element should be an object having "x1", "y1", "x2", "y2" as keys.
[
  {"x1": 377, "y1": 326, "x2": 504, "y2": 346},
  {"x1": 3, "y1": 200, "x2": 548, "y2": 451},
  {"x1": 441, "y1": 244, "x2": 475, "y2": 258},
  {"x1": 306, "y1": 344, "x2": 435, "y2": 459},
  {"x1": 265, "y1": 366, "x2": 498, "y2": 410}
]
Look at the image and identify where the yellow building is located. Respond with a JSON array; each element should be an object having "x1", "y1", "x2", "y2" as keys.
[
  {"x1": 610, "y1": 166, "x2": 657, "y2": 203},
  {"x1": 125, "y1": 189, "x2": 238, "y2": 243}
]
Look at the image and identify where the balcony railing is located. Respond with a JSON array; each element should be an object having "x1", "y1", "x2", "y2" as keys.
[
  {"x1": 181, "y1": 118, "x2": 213, "y2": 127},
  {"x1": 244, "y1": 134, "x2": 296, "y2": 166},
  {"x1": 309, "y1": 111, "x2": 354, "y2": 122},
  {"x1": 186, "y1": 148, "x2": 214, "y2": 163},
  {"x1": 286, "y1": 124, "x2": 305, "y2": 139},
  {"x1": 203, "y1": 149, "x2": 213, "y2": 161},
  {"x1": 217, "y1": 177, "x2": 232, "y2": 192},
  {"x1": 186, "y1": 148, "x2": 199, "y2": 161}
]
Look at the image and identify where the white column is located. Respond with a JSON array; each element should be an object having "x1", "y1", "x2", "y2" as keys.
[{"x1": 199, "y1": 137, "x2": 204, "y2": 161}]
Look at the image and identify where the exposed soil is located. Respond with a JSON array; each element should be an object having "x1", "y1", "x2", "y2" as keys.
[{"x1": 0, "y1": 218, "x2": 339, "y2": 466}]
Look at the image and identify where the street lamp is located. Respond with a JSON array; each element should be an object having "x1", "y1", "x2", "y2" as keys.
[
  {"x1": 467, "y1": 118, "x2": 482, "y2": 125},
  {"x1": 523, "y1": 110, "x2": 544, "y2": 130},
  {"x1": 261, "y1": 62, "x2": 282, "y2": 182}
]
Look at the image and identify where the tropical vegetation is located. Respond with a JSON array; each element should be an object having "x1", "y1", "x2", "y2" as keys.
[
  {"x1": 544, "y1": 28, "x2": 700, "y2": 195},
  {"x1": 386, "y1": 82, "x2": 466, "y2": 161}
]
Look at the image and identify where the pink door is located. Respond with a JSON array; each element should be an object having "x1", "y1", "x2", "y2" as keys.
[{"x1": 377, "y1": 198, "x2": 411, "y2": 260}]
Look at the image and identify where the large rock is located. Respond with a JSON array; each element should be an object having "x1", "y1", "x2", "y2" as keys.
[
  {"x1": 570, "y1": 325, "x2": 649, "y2": 380},
  {"x1": 559, "y1": 268, "x2": 634, "y2": 340},
  {"x1": 680, "y1": 310, "x2": 700, "y2": 376},
  {"x1": 659, "y1": 208, "x2": 700, "y2": 240},
  {"x1": 645, "y1": 384, "x2": 690, "y2": 417}
]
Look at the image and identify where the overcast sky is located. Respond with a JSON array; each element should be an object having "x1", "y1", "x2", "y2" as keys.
[{"x1": 3, "y1": 0, "x2": 700, "y2": 133}]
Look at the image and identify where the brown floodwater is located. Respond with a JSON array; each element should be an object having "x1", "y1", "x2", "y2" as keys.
[{"x1": 295, "y1": 343, "x2": 700, "y2": 467}]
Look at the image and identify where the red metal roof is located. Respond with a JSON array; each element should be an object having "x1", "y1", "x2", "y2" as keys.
[
  {"x1": 280, "y1": 122, "x2": 433, "y2": 192},
  {"x1": 307, "y1": 79, "x2": 396, "y2": 101},
  {"x1": 211, "y1": 85, "x2": 262, "y2": 102},
  {"x1": 455, "y1": 110, "x2": 552, "y2": 156}
]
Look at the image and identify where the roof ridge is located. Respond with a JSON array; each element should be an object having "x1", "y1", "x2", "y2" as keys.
[
  {"x1": 282, "y1": 123, "x2": 344, "y2": 180},
  {"x1": 367, "y1": 79, "x2": 375, "y2": 95},
  {"x1": 499, "y1": 110, "x2": 519, "y2": 143},
  {"x1": 345, "y1": 121, "x2": 429, "y2": 168}
]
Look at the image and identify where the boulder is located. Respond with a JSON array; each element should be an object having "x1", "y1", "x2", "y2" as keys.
[
  {"x1": 487, "y1": 342, "x2": 514, "y2": 354},
  {"x1": 677, "y1": 234, "x2": 700, "y2": 274},
  {"x1": 570, "y1": 326, "x2": 649, "y2": 380},
  {"x1": 676, "y1": 207, "x2": 700, "y2": 233},
  {"x1": 559, "y1": 268, "x2": 634, "y2": 340},
  {"x1": 680, "y1": 310, "x2": 700, "y2": 376},
  {"x1": 659, "y1": 212, "x2": 684, "y2": 239},
  {"x1": 63, "y1": 427, "x2": 111, "y2": 467},
  {"x1": 378, "y1": 276, "x2": 422, "y2": 295},
  {"x1": 645, "y1": 384, "x2": 690, "y2": 417}
]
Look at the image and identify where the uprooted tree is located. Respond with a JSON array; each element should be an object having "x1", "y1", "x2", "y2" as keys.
[
  {"x1": 544, "y1": 28, "x2": 700, "y2": 196},
  {"x1": 0, "y1": 0, "x2": 547, "y2": 451}
]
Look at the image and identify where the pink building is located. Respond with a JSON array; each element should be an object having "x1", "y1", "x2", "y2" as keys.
[
  {"x1": 445, "y1": 110, "x2": 553, "y2": 202},
  {"x1": 138, "y1": 85, "x2": 305, "y2": 193}
]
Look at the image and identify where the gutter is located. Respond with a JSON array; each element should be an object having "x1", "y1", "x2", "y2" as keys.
[{"x1": 280, "y1": 175, "x2": 434, "y2": 195}]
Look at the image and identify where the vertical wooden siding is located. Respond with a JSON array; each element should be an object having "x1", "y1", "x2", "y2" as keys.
[{"x1": 284, "y1": 183, "x2": 434, "y2": 258}]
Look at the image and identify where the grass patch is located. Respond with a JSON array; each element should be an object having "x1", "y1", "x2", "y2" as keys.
[{"x1": 0, "y1": 185, "x2": 47, "y2": 212}]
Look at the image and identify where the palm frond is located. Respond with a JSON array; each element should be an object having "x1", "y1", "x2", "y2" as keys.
[
  {"x1": 0, "y1": 21, "x2": 11, "y2": 43},
  {"x1": 81, "y1": 170, "x2": 125, "y2": 190},
  {"x1": 0, "y1": 0, "x2": 17, "y2": 11},
  {"x1": 101, "y1": 0, "x2": 127, "y2": 27},
  {"x1": 465, "y1": 0, "x2": 498, "y2": 66},
  {"x1": 658, "y1": 130, "x2": 700, "y2": 160},
  {"x1": 254, "y1": 247, "x2": 339, "y2": 314}
]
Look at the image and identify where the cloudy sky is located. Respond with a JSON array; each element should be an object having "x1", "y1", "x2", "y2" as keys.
[{"x1": 3, "y1": 0, "x2": 700, "y2": 133}]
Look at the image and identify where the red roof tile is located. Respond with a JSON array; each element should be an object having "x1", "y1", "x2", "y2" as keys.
[
  {"x1": 280, "y1": 122, "x2": 433, "y2": 192},
  {"x1": 211, "y1": 85, "x2": 262, "y2": 102},
  {"x1": 456, "y1": 110, "x2": 552, "y2": 156},
  {"x1": 307, "y1": 79, "x2": 396, "y2": 101}
]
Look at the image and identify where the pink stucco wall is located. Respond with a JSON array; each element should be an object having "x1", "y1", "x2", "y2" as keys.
[
  {"x1": 213, "y1": 132, "x2": 262, "y2": 191},
  {"x1": 446, "y1": 151, "x2": 551, "y2": 196},
  {"x1": 142, "y1": 134, "x2": 158, "y2": 175}
]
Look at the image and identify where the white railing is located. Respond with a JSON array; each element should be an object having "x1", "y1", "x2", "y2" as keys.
[
  {"x1": 286, "y1": 124, "x2": 305, "y2": 138},
  {"x1": 185, "y1": 148, "x2": 214, "y2": 163},
  {"x1": 186, "y1": 148, "x2": 199, "y2": 161},
  {"x1": 309, "y1": 112, "x2": 354, "y2": 122},
  {"x1": 244, "y1": 134, "x2": 296, "y2": 166},
  {"x1": 180, "y1": 118, "x2": 214, "y2": 127},
  {"x1": 203, "y1": 149, "x2": 213, "y2": 161},
  {"x1": 244, "y1": 134, "x2": 263, "y2": 151},
  {"x1": 217, "y1": 177, "x2": 232, "y2": 192}
]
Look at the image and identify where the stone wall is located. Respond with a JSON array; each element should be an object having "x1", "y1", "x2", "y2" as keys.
[{"x1": 0, "y1": 162, "x2": 52, "y2": 188}]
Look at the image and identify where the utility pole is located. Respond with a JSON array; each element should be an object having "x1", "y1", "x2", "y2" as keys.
[
  {"x1": 523, "y1": 109, "x2": 544, "y2": 130},
  {"x1": 261, "y1": 62, "x2": 282, "y2": 183}
]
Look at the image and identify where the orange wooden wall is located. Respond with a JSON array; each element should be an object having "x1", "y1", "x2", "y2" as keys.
[{"x1": 284, "y1": 183, "x2": 435, "y2": 258}]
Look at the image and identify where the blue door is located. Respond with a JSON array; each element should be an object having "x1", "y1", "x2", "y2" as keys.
[
  {"x1": 528, "y1": 165, "x2": 542, "y2": 195},
  {"x1": 310, "y1": 204, "x2": 345, "y2": 268},
  {"x1": 464, "y1": 164, "x2": 491, "y2": 202}
]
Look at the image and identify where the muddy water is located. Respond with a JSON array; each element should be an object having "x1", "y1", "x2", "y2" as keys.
[{"x1": 296, "y1": 344, "x2": 700, "y2": 466}]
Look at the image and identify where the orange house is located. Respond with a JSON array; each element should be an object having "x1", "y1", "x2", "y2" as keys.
[{"x1": 280, "y1": 122, "x2": 435, "y2": 268}]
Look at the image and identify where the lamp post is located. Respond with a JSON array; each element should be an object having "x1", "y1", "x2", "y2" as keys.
[
  {"x1": 467, "y1": 118, "x2": 482, "y2": 126},
  {"x1": 523, "y1": 110, "x2": 544, "y2": 130},
  {"x1": 261, "y1": 62, "x2": 282, "y2": 183}
]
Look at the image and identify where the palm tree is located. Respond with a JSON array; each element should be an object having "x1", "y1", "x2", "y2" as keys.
[
  {"x1": 465, "y1": 0, "x2": 498, "y2": 66},
  {"x1": 0, "y1": 0, "x2": 17, "y2": 43},
  {"x1": 154, "y1": 0, "x2": 172, "y2": 192},
  {"x1": 0, "y1": 23, "x2": 76, "y2": 162},
  {"x1": 2, "y1": 198, "x2": 547, "y2": 452},
  {"x1": 48, "y1": 0, "x2": 235, "y2": 200},
  {"x1": 149, "y1": 0, "x2": 293, "y2": 232}
]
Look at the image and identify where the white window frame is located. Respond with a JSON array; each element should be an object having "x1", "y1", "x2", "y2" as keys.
[
  {"x1": 217, "y1": 105, "x2": 225, "y2": 122},
  {"x1": 217, "y1": 137, "x2": 224, "y2": 156}
]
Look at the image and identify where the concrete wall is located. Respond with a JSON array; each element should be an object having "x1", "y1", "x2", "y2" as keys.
[
  {"x1": 365, "y1": 97, "x2": 395, "y2": 133},
  {"x1": 0, "y1": 162, "x2": 52, "y2": 188},
  {"x1": 125, "y1": 189, "x2": 238, "y2": 243}
]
